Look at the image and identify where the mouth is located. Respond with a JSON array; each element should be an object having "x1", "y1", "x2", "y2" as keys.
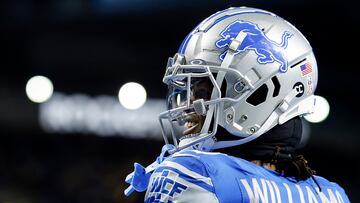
[
  {"x1": 180, "y1": 112, "x2": 204, "y2": 139},
  {"x1": 182, "y1": 122, "x2": 200, "y2": 136}
]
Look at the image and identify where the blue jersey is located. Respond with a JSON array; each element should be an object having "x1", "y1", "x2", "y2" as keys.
[{"x1": 144, "y1": 150, "x2": 350, "y2": 203}]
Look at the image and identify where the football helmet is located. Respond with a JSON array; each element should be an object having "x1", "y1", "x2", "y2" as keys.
[{"x1": 158, "y1": 7, "x2": 318, "y2": 153}]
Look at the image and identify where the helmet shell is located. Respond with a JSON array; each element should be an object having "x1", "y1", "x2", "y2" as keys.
[{"x1": 179, "y1": 7, "x2": 318, "y2": 137}]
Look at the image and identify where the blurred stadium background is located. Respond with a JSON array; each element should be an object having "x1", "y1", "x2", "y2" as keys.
[{"x1": 1, "y1": 0, "x2": 359, "y2": 202}]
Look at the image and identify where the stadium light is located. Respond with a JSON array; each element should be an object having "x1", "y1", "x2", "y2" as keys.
[
  {"x1": 26, "y1": 75, "x2": 54, "y2": 103},
  {"x1": 118, "y1": 82, "x2": 147, "y2": 110},
  {"x1": 304, "y1": 95, "x2": 330, "y2": 123}
]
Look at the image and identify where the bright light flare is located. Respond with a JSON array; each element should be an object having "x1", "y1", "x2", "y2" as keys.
[
  {"x1": 304, "y1": 95, "x2": 330, "y2": 123},
  {"x1": 118, "y1": 82, "x2": 147, "y2": 110},
  {"x1": 26, "y1": 75, "x2": 54, "y2": 103}
]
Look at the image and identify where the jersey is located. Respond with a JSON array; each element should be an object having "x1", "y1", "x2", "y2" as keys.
[{"x1": 144, "y1": 150, "x2": 350, "y2": 203}]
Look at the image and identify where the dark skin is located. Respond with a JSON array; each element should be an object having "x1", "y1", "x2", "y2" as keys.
[{"x1": 182, "y1": 79, "x2": 212, "y2": 136}]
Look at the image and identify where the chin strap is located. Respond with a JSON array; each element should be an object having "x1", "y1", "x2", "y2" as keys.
[
  {"x1": 178, "y1": 133, "x2": 217, "y2": 152},
  {"x1": 124, "y1": 144, "x2": 175, "y2": 196}
]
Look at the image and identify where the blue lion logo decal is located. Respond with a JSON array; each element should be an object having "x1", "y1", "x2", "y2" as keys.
[{"x1": 215, "y1": 20, "x2": 293, "y2": 73}]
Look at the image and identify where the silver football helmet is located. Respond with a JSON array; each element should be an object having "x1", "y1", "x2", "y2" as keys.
[{"x1": 158, "y1": 7, "x2": 318, "y2": 153}]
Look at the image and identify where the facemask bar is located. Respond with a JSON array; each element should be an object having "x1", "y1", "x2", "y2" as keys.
[
  {"x1": 160, "y1": 31, "x2": 254, "y2": 153},
  {"x1": 159, "y1": 62, "x2": 254, "y2": 154},
  {"x1": 160, "y1": 65, "x2": 219, "y2": 152}
]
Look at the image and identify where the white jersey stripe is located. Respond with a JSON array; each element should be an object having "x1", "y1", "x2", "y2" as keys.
[
  {"x1": 161, "y1": 160, "x2": 213, "y2": 186},
  {"x1": 172, "y1": 153, "x2": 198, "y2": 158}
]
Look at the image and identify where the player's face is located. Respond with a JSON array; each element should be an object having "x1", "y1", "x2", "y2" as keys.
[
  {"x1": 181, "y1": 79, "x2": 212, "y2": 137},
  {"x1": 166, "y1": 78, "x2": 213, "y2": 139}
]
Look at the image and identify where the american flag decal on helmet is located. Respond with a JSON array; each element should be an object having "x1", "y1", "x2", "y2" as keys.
[{"x1": 300, "y1": 62, "x2": 312, "y2": 76}]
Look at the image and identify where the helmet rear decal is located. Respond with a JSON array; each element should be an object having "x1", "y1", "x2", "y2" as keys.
[
  {"x1": 215, "y1": 20, "x2": 293, "y2": 73},
  {"x1": 293, "y1": 82, "x2": 305, "y2": 98},
  {"x1": 300, "y1": 62, "x2": 313, "y2": 76}
]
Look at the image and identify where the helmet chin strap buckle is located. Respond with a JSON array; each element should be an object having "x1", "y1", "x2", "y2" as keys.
[
  {"x1": 278, "y1": 88, "x2": 300, "y2": 112},
  {"x1": 193, "y1": 99, "x2": 207, "y2": 116}
]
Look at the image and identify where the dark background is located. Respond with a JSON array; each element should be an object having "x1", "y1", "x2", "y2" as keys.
[{"x1": 1, "y1": 0, "x2": 359, "y2": 202}]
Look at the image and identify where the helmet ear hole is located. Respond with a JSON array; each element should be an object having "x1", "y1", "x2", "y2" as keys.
[
  {"x1": 271, "y1": 76, "x2": 281, "y2": 97},
  {"x1": 246, "y1": 84, "x2": 268, "y2": 106}
]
